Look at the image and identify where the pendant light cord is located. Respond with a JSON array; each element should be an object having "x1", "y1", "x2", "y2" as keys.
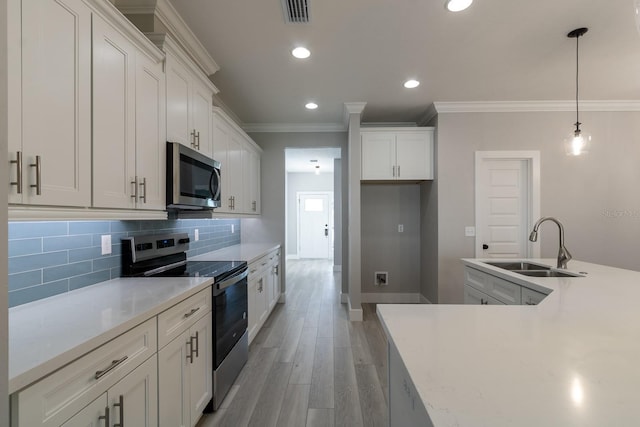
[{"x1": 575, "y1": 34, "x2": 580, "y2": 131}]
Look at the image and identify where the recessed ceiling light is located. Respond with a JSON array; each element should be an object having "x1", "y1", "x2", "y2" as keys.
[
  {"x1": 292, "y1": 47, "x2": 311, "y2": 59},
  {"x1": 446, "y1": 0, "x2": 473, "y2": 12},
  {"x1": 404, "y1": 79, "x2": 420, "y2": 89},
  {"x1": 305, "y1": 102, "x2": 318, "y2": 110}
]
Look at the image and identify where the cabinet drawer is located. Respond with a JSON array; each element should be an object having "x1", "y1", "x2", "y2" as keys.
[
  {"x1": 12, "y1": 318, "x2": 156, "y2": 427},
  {"x1": 158, "y1": 287, "x2": 211, "y2": 349},
  {"x1": 488, "y1": 276, "x2": 521, "y2": 305},
  {"x1": 463, "y1": 285, "x2": 504, "y2": 305},
  {"x1": 521, "y1": 287, "x2": 547, "y2": 305},
  {"x1": 465, "y1": 267, "x2": 491, "y2": 293}
]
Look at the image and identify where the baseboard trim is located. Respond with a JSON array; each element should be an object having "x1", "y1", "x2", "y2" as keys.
[
  {"x1": 361, "y1": 293, "x2": 422, "y2": 304},
  {"x1": 278, "y1": 293, "x2": 286, "y2": 303},
  {"x1": 333, "y1": 265, "x2": 342, "y2": 272},
  {"x1": 420, "y1": 294, "x2": 432, "y2": 304},
  {"x1": 348, "y1": 298, "x2": 363, "y2": 322},
  {"x1": 340, "y1": 293, "x2": 348, "y2": 304}
]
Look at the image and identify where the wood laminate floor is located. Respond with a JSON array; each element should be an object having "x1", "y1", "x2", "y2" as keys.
[{"x1": 196, "y1": 259, "x2": 389, "y2": 427}]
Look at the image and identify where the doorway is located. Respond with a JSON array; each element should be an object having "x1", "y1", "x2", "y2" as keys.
[
  {"x1": 297, "y1": 191, "x2": 333, "y2": 259},
  {"x1": 475, "y1": 151, "x2": 540, "y2": 258}
]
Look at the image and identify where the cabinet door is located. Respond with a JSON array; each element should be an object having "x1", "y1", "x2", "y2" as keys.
[
  {"x1": 361, "y1": 132, "x2": 395, "y2": 180},
  {"x1": 227, "y1": 133, "x2": 245, "y2": 212},
  {"x1": 191, "y1": 81, "x2": 213, "y2": 157},
  {"x1": 158, "y1": 331, "x2": 190, "y2": 427},
  {"x1": 135, "y1": 53, "x2": 167, "y2": 210},
  {"x1": 92, "y1": 15, "x2": 136, "y2": 209},
  {"x1": 189, "y1": 312, "x2": 213, "y2": 426},
  {"x1": 212, "y1": 117, "x2": 233, "y2": 213},
  {"x1": 166, "y1": 54, "x2": 192, "y2": 146},
  {"x1": 109, "y1": 355, "x2": 158, "y2": 427},
  {"x1": 256, "y1": 276, "x2": 268, "y2": 325},
  {"x1": 61, "y1": 394, "x2": 108, "y2": 427},
  {"x1": 395, "y1": 132, "x2": 433, "y2": 180},
  {"x1": 21, "y1": 0, "x2": 91, "y2": 206},
  {"x1": 244, "y1": 148, "x2": 260, "y2": 214}
]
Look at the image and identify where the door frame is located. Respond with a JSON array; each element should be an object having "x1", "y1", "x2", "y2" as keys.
[
  {"x1": 474, "y1": 151, "x2": 540, "y2": 258},
  {"x1": 296, "y1": 191, "x2": 334, "y2": 259}
]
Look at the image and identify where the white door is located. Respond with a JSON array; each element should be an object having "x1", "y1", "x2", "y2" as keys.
[
  {"x1": 298, "y1": 193, "x2": 331, "y2": 259},
  {"x1": 476, "y1": 152, "x2": 539, "y2": 258}
]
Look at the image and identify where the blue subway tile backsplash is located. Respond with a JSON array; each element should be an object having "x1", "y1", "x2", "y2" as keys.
[{"x1": 8, "y1": 218, "x2": 241, "y2": 307}]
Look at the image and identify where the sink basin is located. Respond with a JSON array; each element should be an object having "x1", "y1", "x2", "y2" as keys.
[
  {"x1": 513, "y1": 270, "x2": 583, "y2": 278},
  {"x1": 485, "y1": 261, "x2": 551, "y2": 271}
]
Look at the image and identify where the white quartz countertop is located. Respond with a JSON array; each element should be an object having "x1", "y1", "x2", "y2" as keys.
[
  {"x1": 377, "y1": 259, "x2": 640, "y2": 426},
  {"x1": 190, "y1": 243, "x2": 280, "y2": 264},
  {"x1": 8, "y1": 276, "x2": 212, "y2": 394}
]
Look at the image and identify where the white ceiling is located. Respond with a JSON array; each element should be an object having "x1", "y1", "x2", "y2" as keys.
[
  {"x1": 285, "y1": 147, "x2": 341, "y2": 173},
  {"x1": 168, "y1": 0, "x2": 640, "y2": 127}
]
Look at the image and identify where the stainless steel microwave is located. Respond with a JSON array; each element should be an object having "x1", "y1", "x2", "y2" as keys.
[{"x1": 166, "y1": 142, "x2": 222, "y2": 210}]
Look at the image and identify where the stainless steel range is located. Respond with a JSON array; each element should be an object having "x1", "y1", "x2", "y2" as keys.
[{"x1": 121, "y1": 233, "x2": 248, "y2": 411}]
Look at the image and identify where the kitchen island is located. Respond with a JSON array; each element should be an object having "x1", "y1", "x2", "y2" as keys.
[{"x1": 377, "y1": 259, "x2": 640, "y2": 426}]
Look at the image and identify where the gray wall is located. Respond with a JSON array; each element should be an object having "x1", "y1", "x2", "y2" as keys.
[
  {"x1": 434, "y1": 110, "x2": 640, "y2": 303},
  {"x1": 285, "y1": 172, "x2": 334, "y2": 257},
  {"x1": 334, "y1": 159, "x2": 342, "y2": 268},
  {"x1": 420, "y1": 116, "x2": 439, "y2": 303},
  {"x1": 242, "y1": 132, "x2": 348, "y2": 295},
  {"x1": 361, "y1": 184, "x2": 421, "y2": 295}
]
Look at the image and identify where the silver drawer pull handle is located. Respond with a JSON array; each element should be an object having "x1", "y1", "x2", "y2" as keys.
[
  {"x1": 10, "y1": 151, "x2": 22, "y2": 193},
  {"x1": 184, "y1": 307, "x2": 200, "y2": 319},
  {"x1": 186, "y1": 338, "x2": 193, "y2": 363},
  {"x1": 113, "y1": 394, "x2": 124, "y2": 427},
  {"x1": 193, "y1": 331, "x2": 199, "y2": 358},
  {"x1": 139, "y1": 177, "x2": 147, "y2": 203},
  {"x1": 30, "y1": 155, "x2": 41, "y2": 195},
  {"x1": 98, "y1": 406, "x2": 110, "y2": 426},
  {"x1": 130, "y1": 177, "x2": 138, "y2": 199},
  {"x1": 95, "y1": 356, "x2": 128, "y2": 379}
]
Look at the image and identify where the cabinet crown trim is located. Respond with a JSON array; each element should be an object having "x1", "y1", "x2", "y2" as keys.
[{"x1": 433, "y1": 100, "x2": 640, "y2": 113}]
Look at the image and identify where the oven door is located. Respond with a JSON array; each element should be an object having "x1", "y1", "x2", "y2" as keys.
[
  {"x1": 213, "y1": 268, "x2": 248, "y2": 368},
  {"x1": 167, "y1": 142, "x2": 221, "y2": 209}
]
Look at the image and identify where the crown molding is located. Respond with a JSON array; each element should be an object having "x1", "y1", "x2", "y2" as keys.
[
  {"x1": 242, "y1": 123, "x2": 347, "y2": 133},
  {"x1": 115, "y1": 0, "x2": 220, "y2": 76},
  {"x1": 433, "y1": 100, "x2": 640, "y2": 113},
  {"x1": 418, "y1": 104, "x2": 438, "y2": 126}
]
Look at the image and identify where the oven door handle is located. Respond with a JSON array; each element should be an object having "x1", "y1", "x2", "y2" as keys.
[
  {"x1": 216, "y1": 269, "x2": 248, "y2": 291},
  {"x1": 143, "y1": 260, "x2": 187, "y2": 277}
]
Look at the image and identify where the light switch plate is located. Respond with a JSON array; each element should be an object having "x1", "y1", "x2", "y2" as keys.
[
  {"x1": 465, "y1": 226, "x2": 476, "y2": 237},
  {"x1": 101, "y1": 235, "x2": 112, "y2": 255},
  {"x1": 398, "y1": 224, "x2": 404, "y2": 233}
]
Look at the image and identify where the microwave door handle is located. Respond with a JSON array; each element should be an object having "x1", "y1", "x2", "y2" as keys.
[{"x1": 210, "y1": 168, "x2": 221, "y2": 201}]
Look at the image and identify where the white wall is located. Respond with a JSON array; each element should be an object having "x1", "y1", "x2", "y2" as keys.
[
  {"x1": 334, "y1": 159, "x2": 342, "y2": 269},
  {"x1": 286, "y1": 172, "x2": 334, "y2": 257},
  {"x1": 361, "y1": 184, "x2": 421, "y2": 296},
  {"x1": 433, "y1": 110, "x2": 640, "y2": 303},
  {"x1": 1, "y1": 0, "x2": 9, "y2": 419},
  {"x1": 242, "y1": 132, "x2": 348, "y2": 296}
]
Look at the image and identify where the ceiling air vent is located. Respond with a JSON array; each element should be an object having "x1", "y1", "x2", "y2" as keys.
[{"x1": 282, "y1": 0, "x2": 310, "y2": 23}]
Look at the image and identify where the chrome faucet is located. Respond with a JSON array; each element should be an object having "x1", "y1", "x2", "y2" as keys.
[{"x1": 529, "y1": 217, "x2": 572, "y2": 269}]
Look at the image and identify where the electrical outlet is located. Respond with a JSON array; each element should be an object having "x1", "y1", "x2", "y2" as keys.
[
  {"x1": 231, "y1": 224, "x2": 235, "y2": 234},
  {"x1": 194, "y1": 229, "x2": 199, "y2": 241},
  {"x1": 101, "y1": 235, "x2": 112, "y2": 255},
  {"x1": 398, "y1": 224, "x2": 404, "y2": 233},
  {"x1": 465, "y1": 226, "x2": 476, "y2": 237},
  {"x1": 375, "y1": 272, "x2": 388, "y2": 286}
]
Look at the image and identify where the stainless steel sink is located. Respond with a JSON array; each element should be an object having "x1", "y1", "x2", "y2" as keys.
[
  {"x1": 485, "y1": 261, "x2": 551, "y2": 271},
  {"x1": 512, "y1": 270, "x2": 583, "y2": 278}
]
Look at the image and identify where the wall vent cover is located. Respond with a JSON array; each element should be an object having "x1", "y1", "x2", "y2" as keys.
[{"x1": 282, "y1": 0, "x2": 310, "y2": 23}]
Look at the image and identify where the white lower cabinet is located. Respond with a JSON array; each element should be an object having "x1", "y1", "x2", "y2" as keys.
[
  {"x1": 60, "y1": 394, "x2": 107, "y2": 427},
  {"x1": 158, "y1": 299, "x2": 212, "y2": 427},
  {"x1": 464, "y1": 266, "x2": 550, "y2": 305},
  {"x1": 11, "y1": 319, "x2": 157, "y2": 427},
  {"x1": 247, "y1": 248, "x2": 281, "y2": 343},
  {"x1": 388, "y1": 342, "x2": 432, "y2": 427}
]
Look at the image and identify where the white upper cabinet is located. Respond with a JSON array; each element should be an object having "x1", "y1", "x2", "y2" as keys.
[
  {"x1": 164, "y1": 36, "x2": 216, "y2": 158},
  {"x1": 10, "y1": 0, "x2": 92, "y2": 207},
  {"x1": 92, "y1": 14, "x2": 166, "y2": 211},
  {"x1": 211, "y1": 107, "x2": 262, "y2": 215},
  {"x1": 361, "y1": 128, "x2": 434, "y2": 181}
]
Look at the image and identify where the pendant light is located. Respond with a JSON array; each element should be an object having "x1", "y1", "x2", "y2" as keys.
[{"x1": 564, "y1": 27, "x2": 590, "y2": 156}]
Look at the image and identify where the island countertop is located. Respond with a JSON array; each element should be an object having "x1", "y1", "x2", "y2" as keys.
[{"x1": 377, "y1": 259, "x2": 640, "y2": 426}]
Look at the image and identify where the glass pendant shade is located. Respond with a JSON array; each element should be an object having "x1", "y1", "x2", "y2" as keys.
[{"x1": 564, "y1": 129, "x2": 591, "y2": 156}]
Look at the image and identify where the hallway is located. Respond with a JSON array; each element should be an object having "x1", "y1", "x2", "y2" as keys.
[{"x1": 197, "y1": 259, "x2": 389, "y2": 427}]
